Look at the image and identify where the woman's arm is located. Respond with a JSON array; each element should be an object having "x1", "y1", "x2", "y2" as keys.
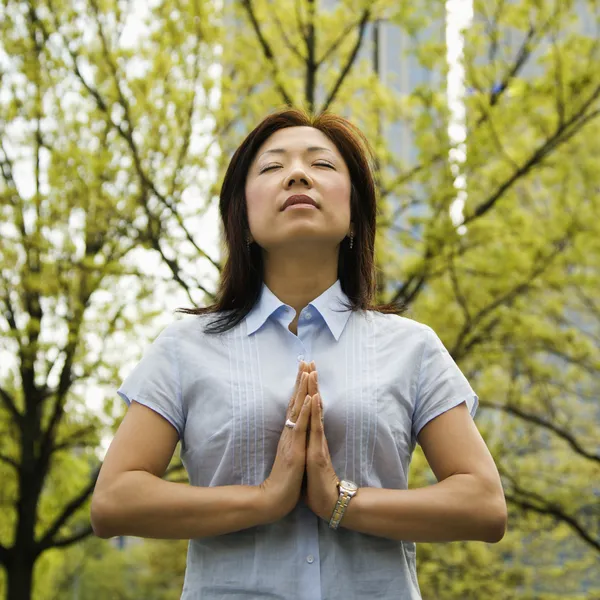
[
  {"x1": 91, "y1": 471, "x2": 270, "y2": 539},
  {"x1": 336, "y1": 473, "x2": 505, "y2": 543},
  {"x1": 338, "y1": 402, "x2": 507, "y2": 543},
  {"x1": 91, "y1": 400, "x2": 272, "y2": 539}
]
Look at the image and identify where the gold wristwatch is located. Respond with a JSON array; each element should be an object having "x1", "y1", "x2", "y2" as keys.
[{"x1": 328, "y1": 479, "x2": 359, "y2": 529}]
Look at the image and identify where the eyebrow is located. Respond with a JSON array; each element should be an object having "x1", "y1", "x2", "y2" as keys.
[{"x1": 258, "y1": 146, "x2": 334, "y2": 159}]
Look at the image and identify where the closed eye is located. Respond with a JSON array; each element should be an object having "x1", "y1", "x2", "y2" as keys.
[{"x1": 259, "y1": 162, "x2": 335, "y2": 174}]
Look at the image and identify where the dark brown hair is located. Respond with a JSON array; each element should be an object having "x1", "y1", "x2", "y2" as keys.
[{"x1": 175, "y1": 106, "x2": 405, "y2": 334}]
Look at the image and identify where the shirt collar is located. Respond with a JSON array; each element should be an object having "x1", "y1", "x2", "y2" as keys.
[{"x1": 245, "y1": 279, "x2": 353, "y2": 341}]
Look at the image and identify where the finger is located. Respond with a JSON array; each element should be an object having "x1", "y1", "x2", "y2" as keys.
[
  {"x1": 287, "y1": 372, "x2": 300, "y2": 418},
  {"x1": 293, "y1": 393, "x2": 312, "y2": 436},
  {"x1": 290, "y1": 372, "x2": 309, "y2": 421},
  {"x1": 294, "y1": 361, "x2": 307, "y2": 392},
  {"x1": 293, "y1": 372, "x2": 310, "y2": 421},
  {"x1": 310, "y1": 393, "x2": 323, "y2": 438},
  {"x1": 308, "y1": 369, "x2": 319, "y2": 398},
  {"x1": 292, "y1": 361, "x2": 309, "y2": 402},
  {"x1": 287, "y1": 363, "x2": 304, "y2": 411}
]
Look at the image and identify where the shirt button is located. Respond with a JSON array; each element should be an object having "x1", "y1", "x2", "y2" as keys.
[
  {"x1": 297, "y1": 354, "x2": 304, "y2": 362},
  {"x1": 306, "y1": 555, "x2": 314, "y2": 564},
  {"x1": 305, "y1": 311, "x2": 312, "y2": 320}
]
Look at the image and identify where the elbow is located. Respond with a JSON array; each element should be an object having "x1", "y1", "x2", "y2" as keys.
[
  {"x1": 484, "y1": 494, "x2": 508, "y2": 544},
  {"x1": 90, "y1": 491, "x2": 115, "y2": 539}
]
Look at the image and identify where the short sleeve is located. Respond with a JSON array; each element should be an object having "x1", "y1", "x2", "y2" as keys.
[
  {"x1": 117, "y1": 328, "x2": 184, "y2": 439},
  {"x1": 412, "y1": 327, "x2": 479, "y2": 442}
]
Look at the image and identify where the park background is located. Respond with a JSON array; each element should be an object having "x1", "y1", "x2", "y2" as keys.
[{"x1": 1, "y1": 0, "x2": 599, "y2": 598}]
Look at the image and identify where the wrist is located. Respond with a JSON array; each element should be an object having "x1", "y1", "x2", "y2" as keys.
[
  {"x1": 321, "y1": 486, "x2": 339, "y2": 522},
  {"x1": 255, "y1": 482, "x2": 288, "y2": 525},
  {"x1": 328, "y1": 479, "x2": 359, "y2": 529}
]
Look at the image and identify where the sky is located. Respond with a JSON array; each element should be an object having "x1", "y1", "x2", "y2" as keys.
[
  {"x1": 0, "y1": 0, "x2": 473, "y2": 460},
  {"x1": 446, "y1": 0, "x2": 473, "y2": 235}
]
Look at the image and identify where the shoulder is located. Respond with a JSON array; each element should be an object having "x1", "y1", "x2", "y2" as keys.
[
  {"x1": 155, "y1": 313, "x2": 221, "y2": 343},
  {"x1": 355, "y1": 311, "x2": 436, "y2": 365},
  {"x1": 366, "y1": 310, "x2": 433, "y2": 340}
]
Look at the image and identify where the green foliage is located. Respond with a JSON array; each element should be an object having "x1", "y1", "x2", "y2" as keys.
[
  {"x1": 32, "y1": 536, "x2": 187, "y2": 600},
  {"x1": 1, "y1": 0, "x2": 599, "y2": 598}
]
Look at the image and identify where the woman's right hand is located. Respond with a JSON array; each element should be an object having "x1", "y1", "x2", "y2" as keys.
[{"x1": 259, "y1": 361, "x2": 313, "y2": 522}]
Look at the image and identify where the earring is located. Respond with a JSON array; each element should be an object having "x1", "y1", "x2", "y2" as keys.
[
  {"x1": 350, "y1": 231, "x2": 354, "y2": 250},
  {"x1": 246, "y1": 234, "x2": 250, "y2": 251}
]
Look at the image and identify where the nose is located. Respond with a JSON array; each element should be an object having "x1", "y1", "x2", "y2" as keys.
[{"x1": 285, "y1": 165, "x2": 313, "y2": 188}]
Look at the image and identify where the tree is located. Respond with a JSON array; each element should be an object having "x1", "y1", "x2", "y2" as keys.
[
  {"x1": 1, "y1": 0, "x2": 599, "y2": 598},
  {"x1": 0, "y1": 0, "x2": 220, "y2": 597},
  {"x1": 32, "y1": 536, "x2": 187, "y2": 600}
]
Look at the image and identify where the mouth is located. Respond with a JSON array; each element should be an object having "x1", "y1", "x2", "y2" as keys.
[{"x1": 282, "y1": 194, "x2": 319, "y2": 211}]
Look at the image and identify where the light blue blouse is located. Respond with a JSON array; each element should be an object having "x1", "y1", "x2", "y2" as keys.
[{"x1": 117, "y1": 278, "x2": 478, "y2": 599}]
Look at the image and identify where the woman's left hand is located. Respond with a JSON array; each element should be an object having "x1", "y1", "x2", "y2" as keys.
[{"x1": 303, "y1": 362, "x2": 340, "y2": 522}]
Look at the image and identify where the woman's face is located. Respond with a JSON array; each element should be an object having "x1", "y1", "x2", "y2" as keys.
[{"x1": 245, "y1": 126, "x2": 352, "y2": 255}]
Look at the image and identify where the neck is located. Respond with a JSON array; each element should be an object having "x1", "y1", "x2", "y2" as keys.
[{"x1": 263, "y1": 249, "x2": 338, "y2": 319}]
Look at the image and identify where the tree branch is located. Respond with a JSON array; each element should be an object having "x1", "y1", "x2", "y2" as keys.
[
  {"x1": 239, "y1": 0, "x2": 294, "y2": 105},
  {"x1": 40, "y1": 525, "x2": 95, "y2": 551},
  {"x1": 167, "y1": 16, "x2": 206, "y2": 198},
  {"x1": 392, "y1": 269, "x2": 429, "y2": 307},
  {"x1": 482, "y1": 401, "x2": 599, "y2": 464},
  {"x1": 37, "y1": 331, "x2": 82, "y2": 479},
  {"x1": 315, "y1": 17, "x2": 362, "y2": 69},
  {"x1": 465, "y1": 95, "x2": 600, "y2": 224},
  {"x1": 537, "y1": 343, "x2": 600, "y2": 377},
  {"x1": 272, "y1": 10, "x2": 305, "y2": 62},
  {"x1": 448, "y1": 253, "x2": 472, "y2": 327},
  {"x1": 51, "y1": 424, "x2": 98, "y2": 452},
  {"x1": 451, "y1": 232, "x2": 572, "y2": 358},
  {"x1": 46, "y1": 0, "x2": 221, "y2": 299},
  {"x1": 379, "y1": 153, "x2": 445, "y2": 199},
  {"x1": 506, "y1": 493, "x2": 599, "y2": 553},
  {"x1": 388, "y1": 15, "x2": 596, "y2": 310},
  {"x1": 382, "y1": 17, "x2": 537, "y2": 200},
  {"x1": 551, "y1": 33, "x2": 566, "y2": 128},
  {"x1": 573, "y1": 284, "x2": 600, "y2": 323},
  {"x1": 45, "y1": 295, "x2": 131, "y2": 391},
  {"x1": 477, "y1": 5, "x2": 564, "y2": 115},
  {"x1": 295, "y1": 0, "x2": 307, "y2": 41},
  {"x1": 488, "y1": 24, "x2": 536, "y2": 109},
  {"x1": 321, "y1": 9, "x2": 371, "y2": 112},
  {"x1": 0, "y1": 452, "x2": 20, "y2": 471},
  {"x1": 0, "y1": 385, "x2": 22, "y2": 423},
  {"x1": 0, "y1": 136, "x2": 28, "y2": 257},
  {"x1": 504, "y1": 476, "x2": 600, "y2": 553},
  {"x1": 34, "y1": 465, "x2": 101, "y2": 555}
]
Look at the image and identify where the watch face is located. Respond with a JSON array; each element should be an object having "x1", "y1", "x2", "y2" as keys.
[{"x1": 340, "y1": 479, "x2": 358, "y2": 491}]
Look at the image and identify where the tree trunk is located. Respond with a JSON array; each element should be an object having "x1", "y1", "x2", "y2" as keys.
[{"x1": 6, "y1": 553, "x2": 35, "y2": 600}]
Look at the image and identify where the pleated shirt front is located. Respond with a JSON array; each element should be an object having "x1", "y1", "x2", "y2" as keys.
[{"x1": 117, "y1": 279, "x2": 479, "y2": 599}]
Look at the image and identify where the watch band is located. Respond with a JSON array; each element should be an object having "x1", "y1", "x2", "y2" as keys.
[{"x1": 328, "y1": 480, "x2": 357, "y2": 530}]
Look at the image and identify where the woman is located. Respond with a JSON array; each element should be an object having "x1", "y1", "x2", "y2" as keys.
[{"x1": 91, "y1": 107, "x2": 507, "y2": 599}]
